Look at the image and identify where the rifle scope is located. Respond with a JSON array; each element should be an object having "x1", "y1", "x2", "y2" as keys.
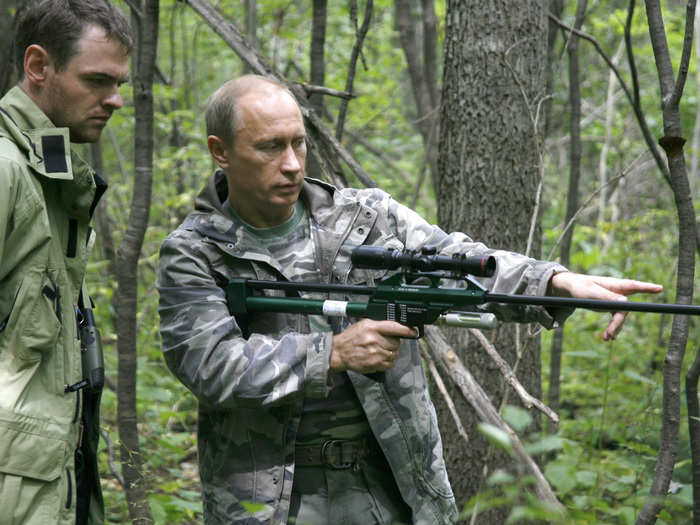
[{"x1": 351, "y1": 246, "x2": 496, "y2": 278}]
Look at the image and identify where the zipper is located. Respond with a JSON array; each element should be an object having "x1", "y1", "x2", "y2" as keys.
[
  {"x1": 67, "y1": 219, "x2": 78, "y2": 258},
  {"x1": 72, "y1": 389, "x2": 81, "y2": 423},
  {"x1": 42, "y1": 283, "x2": 62, "y2": 324},
  {"x1": 0, "y1": 283, "x2": 23, "y2": 333},
  {"x1": 65, "y1": 467, "x2": 72, "y2": 509}
]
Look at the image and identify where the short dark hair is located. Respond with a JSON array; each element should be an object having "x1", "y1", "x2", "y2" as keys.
[{"x1": 15, "y1": 0, "x2": 133, "y2": 78}]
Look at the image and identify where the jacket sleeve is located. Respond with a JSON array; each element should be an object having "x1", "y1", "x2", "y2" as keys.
[
  {"x1": 157, "y1": 231, "x2": 333, "y2": 409},
  {"x1": 372, "y1": 190, "x2": 572, "y2": 328}
]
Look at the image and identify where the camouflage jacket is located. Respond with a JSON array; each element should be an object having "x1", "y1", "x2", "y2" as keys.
[
  {"x1": 157, "y1": 170, "x2": 568, "y2": 525},
  {"x1": 0, "y1": 86, "x2": 106, "y2": 523}
]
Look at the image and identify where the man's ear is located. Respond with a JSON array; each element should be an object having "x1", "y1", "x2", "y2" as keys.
[
  {"x1": 207, "y1": 135, "x2": 231, "y2": 169},
  {"x1": 23, "y1": 44, "x2": 52, "y2": 86}
]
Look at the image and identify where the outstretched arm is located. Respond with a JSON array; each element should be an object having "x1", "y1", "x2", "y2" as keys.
[{"x1": 549, "y1": 272, "x2": 664, "y2": 341}]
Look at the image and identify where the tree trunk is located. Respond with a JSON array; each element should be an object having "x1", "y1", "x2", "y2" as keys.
[
  {"x1": 309, "y1": 0, "x2": 327, "y2": 116},
  {"x1": 0, "y1": 1, "x2": 23, "y2": 96},
  {"x1": 243, "y1": 0, "x2": 256, "y2": 74},
  {"x1": 116, "y1": 2, "x2": 158, "y2": 523},
  {"x1": 636, "y1": 1, "x2": 696, "y2": 523},
  {"x1": 436, "y1": 1, "x2": 548, "y2": 520},
  {"x1": 548, "y1": 0, "x2": 587, "y2": 434},
  {"x1": 394, "y1": 0, "x2": 440, "y2": 199}
]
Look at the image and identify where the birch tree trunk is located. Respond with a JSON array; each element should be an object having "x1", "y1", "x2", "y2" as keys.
[{"x1": 436, "y1": 1, "x2": 548, "y2": 520}]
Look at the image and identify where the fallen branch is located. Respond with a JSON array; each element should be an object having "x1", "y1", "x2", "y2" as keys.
[
  {"x1": 469, "y1": 328, "x2": 559, "y2": 424},
  {"x1": 423, "y1": 326, "x2": 564, "y2": 511},
  {"x1": 420, "y1": 343, "x2": 469, "y2": 443}
]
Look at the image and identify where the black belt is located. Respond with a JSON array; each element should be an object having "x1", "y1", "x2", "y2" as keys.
[{"x1": 295, "y1": 438, "x2": 384, "y2": 470}]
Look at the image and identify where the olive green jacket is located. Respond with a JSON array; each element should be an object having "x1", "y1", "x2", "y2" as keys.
[{"x1": 0, "y1": 86, "x2": 106, "y2": 523}]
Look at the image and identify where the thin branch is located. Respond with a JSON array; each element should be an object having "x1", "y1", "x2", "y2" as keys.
[
  {"x1": 625, "y1": 0, "x2": 641, "y2": 107},
  {"x1": 669, "y1": 0, "x2": 697, "y2": 108},
  {"x1": 122, "y1": 0, "x2": 143, "y2": 19},
  {"x1": 410, "y1": 108, "x2": 440, "y2": 209},
  {"x1": 296, "y1": 82, "x2": 355, "y2": 100},
  {"x1": 548, "y1": 12, "x2": 669, "y2": 181},
  {"x1": 546, "y1": 151, "x2": 648, "y2": 261},
  {"x1": 345, "y1": 128, "x2": 413, "y2": 185},
  {"x1": 100, "y1": 428, "x2": 125, "y2": 487},
  {"x1": 420, "y1": 343, "x2": 469, "y2": 443},
  {"x1": 469, "y1": 328, "x2": 559, "y2": 424},
  {"x1": 335, "y1": 0, "x2": 373, "y2": 141}
]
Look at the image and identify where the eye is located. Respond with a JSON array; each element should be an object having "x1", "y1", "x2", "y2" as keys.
[{"x1": 257, "y1": 140, "x2": 283, "y2": 152}]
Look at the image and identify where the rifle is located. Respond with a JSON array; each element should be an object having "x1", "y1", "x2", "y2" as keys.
[{"x1": 226, "y1": 246, "x2": 700, "y2": 338}]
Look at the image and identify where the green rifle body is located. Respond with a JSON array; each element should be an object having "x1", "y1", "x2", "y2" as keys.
[{"x1": 226, "y1": 247, "x2": 700, "y2": 334}]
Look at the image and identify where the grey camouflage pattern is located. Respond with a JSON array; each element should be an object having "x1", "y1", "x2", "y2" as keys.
[{"x1": 157, "y1": 171, "x2": 569, "y2": 524}]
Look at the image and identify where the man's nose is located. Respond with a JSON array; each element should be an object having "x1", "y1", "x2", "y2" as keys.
[
  {"x1": 103, "y1": 87, "x2": 124, "y2": 111},
  {"x1": 280, "y1": 144, "x2": 302, "y2": 173}
]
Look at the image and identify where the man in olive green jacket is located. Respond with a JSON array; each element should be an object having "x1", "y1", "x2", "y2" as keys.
[{"x1": 0, "y1": 2, "x2": 131, "y2": 524}]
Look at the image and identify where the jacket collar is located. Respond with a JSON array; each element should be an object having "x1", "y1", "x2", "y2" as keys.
[
  {"x1": 191, "y1": 170, "x2": 365, "y2": 242},
  {"x1": 0, "y1": 86, "x2": 75, "y2": 181}
]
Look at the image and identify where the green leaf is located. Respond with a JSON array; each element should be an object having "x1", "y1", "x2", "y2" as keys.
[
  {"x1": 477, "y1": 423, "x2": 512, "y2": 452},
  {"x1": 502, "y1": 404, "x2": 533, "y2": 432},
  {"x1": 487, "y1": 469, "x2": 515, "y2": 486},
  {"x1": 623, "y1": 370, "x2": 657, "y2": 386},
  {"x1": 544, "y1": 462, "x2": 576, "y2": 495},
  {"x1": 575, "y1": 470, "x2": 597, "y2": 488},
  {"x1": 524, "y1": 435, "x2": 565, "y2": 455}
]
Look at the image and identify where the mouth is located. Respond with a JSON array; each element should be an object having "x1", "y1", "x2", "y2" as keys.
[
  {"x1": 276, "y1": 187, "x2": 299, "y2": 196},
  {"x1": 90, "y1": 115, "x2": 111, "y2": 124},
  {"x1": 276, "y1": 181, "x2": 301, "y2": 192}
]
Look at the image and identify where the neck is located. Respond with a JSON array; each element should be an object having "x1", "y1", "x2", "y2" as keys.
[{"x1": 228, "y1": 201, "x2": 296, "y2": 229}]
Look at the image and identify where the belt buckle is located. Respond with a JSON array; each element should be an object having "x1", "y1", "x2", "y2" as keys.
[{"x1": 321, "y1": 439, "x2": 355, "y2": 470}]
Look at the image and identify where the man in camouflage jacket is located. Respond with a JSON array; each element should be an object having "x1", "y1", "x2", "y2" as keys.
[{"x1": 157, "y1": 76, "x2": 662, "y2": 524}]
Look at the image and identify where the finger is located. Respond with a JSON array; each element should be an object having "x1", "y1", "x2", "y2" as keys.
[
  {"x1": 373, "y1": 320, "x2": 419, "y2": 339},
  {"x1": 378, "y1": 334, "x2": 403, "y2": 352},
  {"x1": 589, "y1": 276, "x2": 663, "y2": 297},
  {"x1": 603, "y1": 311, "x2": 628, "y2": 341},
  {"x1": 577, "y1": 282, "x2": 629, "y2": 303}
]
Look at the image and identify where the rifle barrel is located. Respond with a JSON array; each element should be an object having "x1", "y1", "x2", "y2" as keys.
[
  {"x1": 485, "y1": 293, "x2": 700, "y2": 316},
  {"x1": 239, "y1": 280, "x2": 700, "y2": 316}
]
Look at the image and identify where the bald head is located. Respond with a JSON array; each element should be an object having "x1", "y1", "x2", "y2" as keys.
[{"x1": 205, "y1": 75, "x2": 299, "y2": 146}]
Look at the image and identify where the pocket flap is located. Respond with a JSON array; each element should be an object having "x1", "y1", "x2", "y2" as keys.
[{"x1": 0, "y1": 420, "x2": 67, "y2": 481}]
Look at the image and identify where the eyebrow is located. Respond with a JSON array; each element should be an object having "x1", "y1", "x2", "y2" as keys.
[{"x1": 83, "y1": 71, "x2": 130, "y2": 85}]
